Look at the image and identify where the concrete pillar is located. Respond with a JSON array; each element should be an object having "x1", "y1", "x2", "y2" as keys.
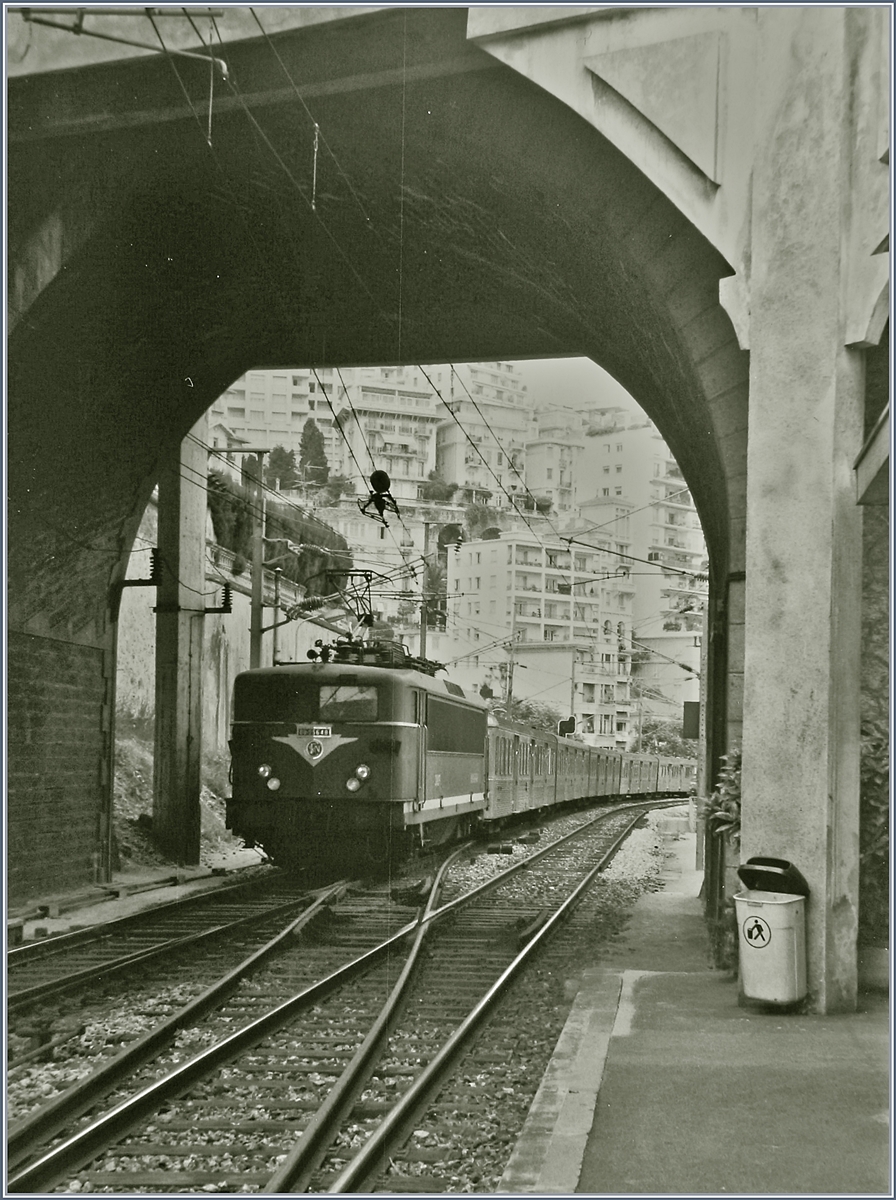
[
  {"x1": 741, "y1": 9, "x2": 864, "y2": 1012},
  {"x1": 153, "y1": 415, "x2": 208, "y2": 863}
]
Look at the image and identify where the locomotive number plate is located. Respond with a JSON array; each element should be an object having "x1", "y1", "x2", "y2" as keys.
[{"x1": 296, "y1": 725, "x2": 332, "y2": 738}]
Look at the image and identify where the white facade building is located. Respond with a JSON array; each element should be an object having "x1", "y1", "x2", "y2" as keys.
[
  {"x1": 210, "y1": 368, "x2": 342, "y2": 471},
  {"x1": 446, "y1": 530, "x2": 634, "y2": 747},
  {"x1": 430, "y1": 362, "x2": 533, "y2": 508},
  {"x1": 578, "y1": 409, "x2": 706, "y2": 723},
  {"x1": 525, "y1": 407, "x2": 585, "y2": 517}
]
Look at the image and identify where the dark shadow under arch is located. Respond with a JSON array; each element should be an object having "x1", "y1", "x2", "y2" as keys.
[{"x1": 7, "y1": 6, "x2": 747, "y2": 897}]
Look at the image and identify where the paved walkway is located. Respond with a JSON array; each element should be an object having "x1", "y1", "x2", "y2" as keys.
[{"x1": 500, "y1": 834, "x2": 891, "y2": 1195}]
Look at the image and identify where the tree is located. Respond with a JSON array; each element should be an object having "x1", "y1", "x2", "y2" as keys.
[
  {"x1": 419, "y1": 471, "x2": 458, "y2": 503},
  {"x1": 206, "y1": 469, "x2": 352, "y2": 594},
  {"x1": 265, "y1": 445, "x2": 299, "y2": 491},
  {"x1": 491, "y1": 697, "x2": 565, "y2": 732},
  {"x1": 319, "y1": 474, "x2": 352, "y2": 505},
  {"x1": 207, "y1": 470, "x2": 254, "y2": 558},
  {"x1": 299, "y1": 419, "x2": 330, "y2": 486},
  {"x1": 629, "y1": 714, "x2": 698, "y2": 758},
  {"x1": 464, "y1": 503, "x2": 496, "y2": 539}
]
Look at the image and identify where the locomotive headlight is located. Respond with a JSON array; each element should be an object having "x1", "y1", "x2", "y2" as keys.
[
  {"x1": 345, "y1": 777, "x2": 361, "y2": 792},
  {"x1": 266, "y1": 778, "x2": 281, "y2": 792},
  {"x1": 257, "y1": 764, "x2": 273, "y2": 779},
  {"x1": 355, "y1": 764, "x2": 371, "y2": 781}
]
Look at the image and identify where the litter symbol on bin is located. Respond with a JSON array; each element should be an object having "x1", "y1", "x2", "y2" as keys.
[{"x1": 743, "y1": 915, "x2": 772, "y2": 947}]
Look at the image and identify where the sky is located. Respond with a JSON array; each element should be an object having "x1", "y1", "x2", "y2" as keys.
[{"x1": 510, "y1": 357, "x2": 645, "y2": 417}]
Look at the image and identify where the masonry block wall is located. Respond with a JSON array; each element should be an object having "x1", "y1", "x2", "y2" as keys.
[{"x1": 8, "y1": 632, "x2": 108, "y2": 902}]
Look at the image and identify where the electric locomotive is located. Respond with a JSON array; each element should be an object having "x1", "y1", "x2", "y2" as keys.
[{"x1": 226, "y1": 639, "x2": 488, "y2": 872}]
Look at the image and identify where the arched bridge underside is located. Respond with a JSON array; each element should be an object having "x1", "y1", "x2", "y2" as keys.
[
  {"x1": 8, "y1": 8, "x2": 744, "y2": 897},
  {"x1": 13, "y1": 6, "x2": 885, "y2": 1019}
]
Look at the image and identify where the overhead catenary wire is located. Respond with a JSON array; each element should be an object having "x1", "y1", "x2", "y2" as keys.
[
  {"x1": 247, "y1": 6, "x2": 376, "y2": 230},
  {"x1": 207, "y1": 16, "x2": 381, "y2": 308},
  {"x1": 151, "y1": 19, "x2": 691, "y2": 598},
  {"x1": 440, "y1": 364, "x2": 571, "y2": 546},
  {"x1": 133, "y1": 16, "x2": 708, "y2": 628},
  {"x1": 314, "y1": 372, "x2": 420, "y2": 571}
]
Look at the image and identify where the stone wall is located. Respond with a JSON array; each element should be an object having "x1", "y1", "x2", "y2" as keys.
[{"x1": 7, "y1": 633, "x2": 108, "y2": 900}]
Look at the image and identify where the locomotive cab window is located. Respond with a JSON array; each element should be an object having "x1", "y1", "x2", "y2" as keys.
[
  {"x1": 233, "y1": 676, "x2": 378, "y2": 723},
  {"x1": 233, "y1": 675, "x2": 316, "y2": 722},
  {"x1": 320, "y1": 685, "x2": 378, "y2": 722}
]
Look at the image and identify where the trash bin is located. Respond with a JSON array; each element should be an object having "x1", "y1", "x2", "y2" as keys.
[{"x1": 734, "y1": 857, "x2": 809, "y2": 1005}]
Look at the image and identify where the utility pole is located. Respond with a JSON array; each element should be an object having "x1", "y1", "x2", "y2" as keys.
[
  {"x1": 272, "y1": 567, "x2": 282, "y2": 666},
  {"x1": 419, "y1": 521, "x2": 431, "y2": 660},
  {"x1": 249, "y1": 451, "x2": 269, "y2": 668},
  {"x1": 569, "y1": 646, "x2": 577, "y2": 721},
  {"x1": 505, "y1": 620, "x2": 518, "y2": 711}
]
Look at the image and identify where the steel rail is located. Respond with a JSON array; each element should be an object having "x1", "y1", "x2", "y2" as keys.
[
  {"x1": 9, "y1": 801, "x2": 673, "y2": 1192},
  {"x1": 7, "y1": 901, "x2": 421, "y2": 1193},
  {"x1": 8, "y1": 870, "x2": 276, "y2": 966},
  {"x1": 264, "y1": 848, "x2": 465, "y2": 1193},
  {"x1": 326, "y1": 814, "x2": 643, "y2": 1193},
  {"x1": 7, "y1": 882, "x2": 349, "y2": 1174},
  {"x1": 8, "y1": 889, "x2": 316, "y2": 1011}
]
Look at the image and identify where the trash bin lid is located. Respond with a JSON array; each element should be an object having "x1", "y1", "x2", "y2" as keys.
[{"x1": 736, "y1": 856, "x2": 809, "y2": 896}]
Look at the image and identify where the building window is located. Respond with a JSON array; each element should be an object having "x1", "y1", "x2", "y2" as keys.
[{"x1": 616, "y1": 465, "x2": 623, "y2": 473}]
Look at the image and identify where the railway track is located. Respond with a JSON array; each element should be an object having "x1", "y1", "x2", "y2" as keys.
[
  {"x1": 7, "y1": 801, "x2": 665, "y2": 1194},
  {"x1": 7, "y1": 872, "x2": 311, "y2": 1011}
]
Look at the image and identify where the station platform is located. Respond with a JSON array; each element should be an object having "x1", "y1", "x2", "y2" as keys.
[{"x1": 500, "y1": 833, "x2": 892, "y2": 1196}]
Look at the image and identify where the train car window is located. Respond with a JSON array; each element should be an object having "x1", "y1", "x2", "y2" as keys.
[
  {"x1": 497, "y1": 736, "x2": 510, "y2": 776},
  {"x1": 320, "y1": 685, "x2": 378, "y2": 722},
  {"x1": 518, "y1": 741, "x2": 530, "y2": 774},
  {"x1": 427, "y1": 697, "x2": 487, "y2": 753}
]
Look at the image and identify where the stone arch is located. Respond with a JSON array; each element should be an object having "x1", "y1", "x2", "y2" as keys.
[{"x1": 7, "y1": 7, "x2": 747, "y2": 898}]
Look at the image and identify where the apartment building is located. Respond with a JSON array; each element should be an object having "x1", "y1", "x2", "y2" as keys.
[
  {"x1": 210, "y1": 368, "x2": 342, "y2": 469},
  {"x1": 579, "y1": 408, "x2": 706, "y2": 719},
  {"x1": 525, "y1": 407, "x2": 585, "y2": 516},
  {"x1": 331, "y1": 374, "x2": 443, "y2": 503},
  {"x1": 445, "y1": 531, "x2": 634, "y2": 747},
  {"x1": 430, "y1": 362, "x2": 533, "y2": 508}
]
